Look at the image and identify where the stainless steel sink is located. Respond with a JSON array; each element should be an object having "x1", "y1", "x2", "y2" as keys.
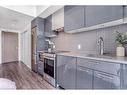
[{"x1": 84, "y1": 53, "x2": 113, "y2": 59}]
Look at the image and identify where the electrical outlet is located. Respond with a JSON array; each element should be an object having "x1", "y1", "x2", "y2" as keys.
[{"x1": 78, "y1": 44, "x2": 81, "y2": 50}]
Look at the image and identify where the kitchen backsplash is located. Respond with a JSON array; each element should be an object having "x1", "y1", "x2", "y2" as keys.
[{"x1": 51, "y1": 23, "x2": 127, "y2": 55}]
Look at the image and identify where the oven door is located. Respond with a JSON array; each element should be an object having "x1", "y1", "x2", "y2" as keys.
[{"x1": 44, "y1": 57, "x2": 55, "y2": 78}]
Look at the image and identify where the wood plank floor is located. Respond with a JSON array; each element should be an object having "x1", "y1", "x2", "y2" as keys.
[{"x1": 0, "y1": 61, "x2": 55, "y2": 89}]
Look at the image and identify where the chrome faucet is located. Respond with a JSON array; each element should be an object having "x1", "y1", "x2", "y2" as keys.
[{"x1": 98, "y1": 37, "x2": 104, "y2": 55}]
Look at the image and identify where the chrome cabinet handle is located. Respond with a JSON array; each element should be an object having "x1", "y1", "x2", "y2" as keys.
[
  {"x1": 78, "y1": 66, "x2": 91, "y2": 73},
  {"x1": 96, "y1": 72, "x2": 114, "y2": 80},
  {"x1": 117, "y1": 69, "x2": 121, "y2": 76}
]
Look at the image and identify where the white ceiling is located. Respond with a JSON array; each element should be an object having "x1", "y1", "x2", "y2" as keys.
[
  {"x1": 39, "y1": 5, "x2": 64, "y2": 18},
  {"x1": 0, "y1": 5, "x2": 64, "y2": 32},
  {"x1": 1, "y1": 5, "x2": 50, "y2": 17},
  {"x1": 0, "y1": 6, "x2": 34, "y2": 32}
]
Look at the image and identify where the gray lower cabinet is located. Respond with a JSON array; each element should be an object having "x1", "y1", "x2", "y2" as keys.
[
  {"x1": 57, "y1": 55, "x2": 76, "y2": 89},
  {"x1": 76, "y1": 58, "x2": 121, "y2": 89},
  {"x1": 76, "y1": 66, "x2": 93, "y2": 89},
  {"x1": 85, "y1": 6, "x2": 123, "y2": 27},
  {"x1": 121, "y1": 64, "x2": 127, "y2": 89},
  {"x1": 57, "y1": 56, "x2": 123, "y2": 89},
  {"x1": 37, "y1": 61, "x2": 44, "y2": 75},
  {"x1": 64, "y1": 6, "x2": 85, "y2": 32},
  {"x1": 93, "y1": 71, "x2": 120, "y2": 89}
]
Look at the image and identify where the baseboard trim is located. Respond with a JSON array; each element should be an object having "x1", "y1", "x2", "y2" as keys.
[{"x1": 2, "y1": 61, "x2": 19, "y2": 64}]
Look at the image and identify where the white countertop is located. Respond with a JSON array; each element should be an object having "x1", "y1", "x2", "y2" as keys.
[{"x1": 57, "y1": 52, "x2": 127, "y2": 64}]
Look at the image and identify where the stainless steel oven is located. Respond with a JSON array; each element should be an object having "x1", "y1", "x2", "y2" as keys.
[{"x1": 43, "y1": 53, "x2": 56, "y2": 87}]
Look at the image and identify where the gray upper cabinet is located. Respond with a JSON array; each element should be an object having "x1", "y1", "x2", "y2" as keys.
[
  {"x1": 44, "y1": 15, "x2": 52, "y2": 33},
  {"x1": 85, "y1": 6, "x2": 123, "y2": 27},
  {"x1": 123, "y1": 6, "x2": 127, "y2": 23},
  {"x1": 31, "y1": 17, "x2": 46, "y2": 51},
  {"x1": 52, "y1": 8, "x2": 64, "y2": 30},
  {"x1": 64, "y1": 6, "x2": 85, "y2": 32},
  {"x1": 64, "y1": 5, "x2": 123, "y2": 33},
  {"x1": 57, "y1": 55, "x2": 76, "y2": 89},
  {"x1": 44, "y1": 15, "x2": 57, "y2": 37},
  {"x1": 124, "y1": 6, "x2": 127, "y2": 18},
  {"x1": 31, "y1": 17, "x2": 45, "y2": 36}
]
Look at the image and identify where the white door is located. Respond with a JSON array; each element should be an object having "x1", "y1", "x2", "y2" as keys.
[{"x1": 2, "y1": 32, "x2": 18, "y2": 63}]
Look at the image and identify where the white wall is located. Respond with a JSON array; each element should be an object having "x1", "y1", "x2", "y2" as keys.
[
  {"x1": 0, "y1": 31, "x2": 1, "y2": 64},
  {"x1": 20, "y1": 25, "x2": 31, "y2": 69},
  {"x1": 0, "y1": 25, "x2": 31, "y2": 68}
]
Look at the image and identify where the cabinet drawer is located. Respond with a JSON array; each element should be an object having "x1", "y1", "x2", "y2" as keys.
[
  {"x1": 93, "y1": 71, "x2": 120, "y2": 89},
  {"x1": 77, "y1": 58, "x2": 95, "y2": 69},
  {"x1": 94, "y1": 61, "x2": 121, "y2": 76},
  {"x1": 77, "y1": 58, "x2": 121, "y2": 76}
]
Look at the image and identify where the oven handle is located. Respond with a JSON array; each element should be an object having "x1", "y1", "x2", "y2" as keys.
[{"x1": 43, "y1": 56, "x2": 55, "y2": 60}]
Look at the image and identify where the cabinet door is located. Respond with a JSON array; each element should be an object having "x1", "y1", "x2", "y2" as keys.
[
  {"x1": 85, "y1": 6, "x2": 123, "y2": 27},
  {"x1": 64, "y1": 6, "x2": 85, "y2": 32},
  {"x1": 93, "y1": 71, "x2": 120, "y2": 89},
  {"x1": 76, "y1": 66, "x2": 93, "y2": 89},
  {"x1": 123, "y1": 6, "x2": 127, "y2": 23},
  {"x1": 52, "y1": 8, "x2": 64, "y2": 30},
  {"x1": 38, "y1": 61, "x2": 44, "y2": 75},
  {"x1": 37, "y1": 17, "x2": 45, "y2": 36},
  {"x1": 31, "y1": 17, "x2": 45, "y2": 36},
  {"x1": 124, "y1": 6, "x2": 127, "y2": 18},
  {"x1": 57, "y1": 55, "x2": 76, "y2": 89},
  {"x1": 44, "y1": 15, "x2": 52, "y2": 33},
  {"x1": 121, "y1": 64, "x2": 127, "y2": 89},
  {"x1": 93, "y1": 61, "x2": 121, "y2": 76}
]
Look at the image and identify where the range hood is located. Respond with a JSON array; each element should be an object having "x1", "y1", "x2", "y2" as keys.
[{"x1": 44, "y1": 27, "x2": 64, "y2": 38}]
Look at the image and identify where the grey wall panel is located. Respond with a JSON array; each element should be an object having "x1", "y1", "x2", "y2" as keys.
[
  {"x1": 51, "y1": 30, "x2": 98, "y2": 53},
  {"x1": 51, "y1": 24, "x2": 127, "y2": 55}
]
